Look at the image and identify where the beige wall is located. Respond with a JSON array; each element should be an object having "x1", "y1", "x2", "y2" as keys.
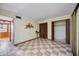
[
  {"x1": 76, "y1": 7, "x2": 79, "y2": 55},
  {"x1": 71, "y1": 7, "x2": 79, "y2": 55},
  {"x1": 71, "y1": 12, "x2": 76, "y2": 55},
  {"x1": 70, "y1": 16, "x2": 72, "y2": 48},
  {"x1": 14, "y1": 18, "x2": 39, "y2": 44},
  {"x1": 47, "y1": 21, "x2": 52, "y2": 39}
]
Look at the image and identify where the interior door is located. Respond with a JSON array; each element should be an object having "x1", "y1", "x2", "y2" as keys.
[
  {"x1": 39, "y1": 24, "x2": 43, "y2": 38},
  {"x1": 39, "y1": 23, "x2": 47, "y2": 39},
  {"x1": 66, "y1": 19, "x2": 70, "y2": 44}
]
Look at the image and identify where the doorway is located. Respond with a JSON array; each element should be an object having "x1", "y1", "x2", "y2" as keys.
[
  {"x1": 52, "y1": 20, "x2": 70, "y2": 44},
  {"x1": 0, "y1": 19, "x2": 12, "y2": 41},
  {"x1": 39, "y1": 23, "x2": 47, "y2": 39}
]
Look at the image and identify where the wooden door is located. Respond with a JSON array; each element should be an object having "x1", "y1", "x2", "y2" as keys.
[
  {"x1": 39, "y1": 24, "x2": 43, "y2": 38},
  {"x1": 52, "y1": 22, "x2": 54, "y2": 40},
  {"x1": 66, "y1": 19, "x2": 70, "y2": 44},
  {"x1": 39, "y1": 23, "x2": 47, "y2": 38},
  {"x1": 43, "y1": 23, "x2": 47, "y2": 38}
]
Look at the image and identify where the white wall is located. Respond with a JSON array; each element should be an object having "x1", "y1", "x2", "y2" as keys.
[
  {"x1": 54, "y1": 21, "x2": 66, "y2": 43},
  {"x1": 14, "y1": 18, "x2": 39, "y2": 44}
]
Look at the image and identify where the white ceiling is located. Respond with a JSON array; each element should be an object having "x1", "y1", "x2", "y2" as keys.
[{"x1": 0, "y1": 3, "x2": 77, "y2": 20}]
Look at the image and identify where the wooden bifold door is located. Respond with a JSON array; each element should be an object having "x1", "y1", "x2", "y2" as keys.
[{"x1": 39, "y1": 23, "x2": 47, "y2": 39}]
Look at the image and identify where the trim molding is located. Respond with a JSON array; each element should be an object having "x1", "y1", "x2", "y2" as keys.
[
  {"x1": 14, "y1": 38, "x2": 37, "y2": 46},
  {"x1": 66, "y1": 19, "x2": 70, "y2": 44},
  {"x1": 52, "y1": 22, "x2": 54, "y2": 41}
]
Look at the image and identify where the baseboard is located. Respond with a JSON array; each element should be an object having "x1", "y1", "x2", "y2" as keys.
[
  {"x1": 14, "y1": 38, "x2": 51, "y2": 46},
  {"x1": 14, "y1": 38, "x2": 37, "y2": 46},
  {"x1": 48, "y1": 38, "x2": 52, "y2": 40}
]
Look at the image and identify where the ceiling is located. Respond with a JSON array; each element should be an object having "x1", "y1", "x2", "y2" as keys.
[{"x1": 0, "y1": 3, "x2": 77, "y2": 20}]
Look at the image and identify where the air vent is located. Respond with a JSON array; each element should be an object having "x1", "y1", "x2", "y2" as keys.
[{"x1": 16, "y1": 16, "x2": 21, "y2": 19}]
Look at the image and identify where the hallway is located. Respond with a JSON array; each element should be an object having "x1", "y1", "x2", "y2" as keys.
[{"x1": 16, "y1": 38, "x2": 72, "y2": 56}]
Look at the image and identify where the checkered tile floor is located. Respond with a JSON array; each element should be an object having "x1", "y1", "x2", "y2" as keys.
[{"x1": 15, "y1": 38, "x2": 73, "y2": 56}]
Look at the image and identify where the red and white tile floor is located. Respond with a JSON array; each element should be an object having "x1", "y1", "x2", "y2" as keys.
[{"x1": 15, "y1": 38, "x2": 73, "y2": 56}]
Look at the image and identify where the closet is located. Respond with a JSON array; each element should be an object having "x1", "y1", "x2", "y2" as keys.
[
  {"x1": 54, "y1": 21, "x2": 66, "y2": 43},
  {"x1": 52, "y1": 20, "x2": 70, "y2": 44}
]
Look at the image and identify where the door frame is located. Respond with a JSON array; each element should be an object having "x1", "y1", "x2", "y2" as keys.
[
  {"x1": 39, "y1": 23, "x2": 48, "y2": 39},
  {"x1": 0, "y1": 19, "x2": 12, "y2": 41},
  {"x1": 51, "y1": 19, "x2": 70, "y2": 44},
  {"x1": 51, "y1": 22, "x2": 54, "y2": 40},
  {"x1": 66, "y1": 19, "x2": 70, "y2": 44}
]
